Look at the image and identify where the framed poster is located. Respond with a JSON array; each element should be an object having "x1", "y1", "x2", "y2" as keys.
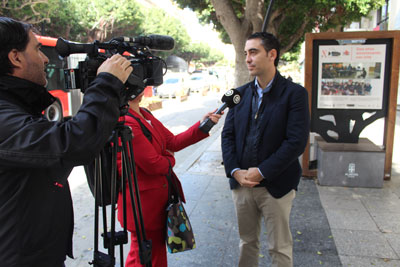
[
  {"x1": 309, "y1": 37, "x2": 392, "y2": 144},
  {"x1": 318, "y1": 44, "x2": 386, "y2": 109},
  {"x1": 302, "y1": 31, "x2": 400, "y2": 180}
]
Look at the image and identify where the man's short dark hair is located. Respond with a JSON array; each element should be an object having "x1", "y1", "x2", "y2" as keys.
[
  {"x1": 0, "y1": 17, "x2": 33, "y2": 75},
  {"x1": 247, "y1": 32, "x2": 280, "y2": 67}
]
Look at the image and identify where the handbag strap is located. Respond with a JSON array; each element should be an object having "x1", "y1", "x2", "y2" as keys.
[
  {"x1": 125, "y1": 112, "x2": 152, "y2": 143},
  {"x1": 166, "y1": 158, "x2": 180, "y2": 204}
]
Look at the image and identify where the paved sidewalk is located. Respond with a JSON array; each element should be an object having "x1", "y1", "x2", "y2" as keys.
[
  {"x1": 168, "y1": 111, "x2": 400, "y2": 266},
  {"x1": 168, "y1": 130, "x2": 340, "y2": 267},
  {"x1": 317, "y1": 111, "x2": 400, "y2": 267},
  {"x1": 67, "y1": 110, "x2": 400, "y2": 266}
]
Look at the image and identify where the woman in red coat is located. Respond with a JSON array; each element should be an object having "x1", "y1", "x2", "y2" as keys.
[{"x1": 117, "y1": 92, "x2": 222, "y2": 267}]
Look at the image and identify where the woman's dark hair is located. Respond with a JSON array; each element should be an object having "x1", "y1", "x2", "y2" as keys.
[
  {"x1": 247, "y1": 32, "x2": 280, "y2": 67},
  {"x1": 0, "y1": 17, "x2": 33, "y2": 75}
]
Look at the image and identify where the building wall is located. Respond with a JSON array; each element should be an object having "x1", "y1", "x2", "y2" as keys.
[{"x1": 389, "y1": 0, "x2": 400, "y2": 30}]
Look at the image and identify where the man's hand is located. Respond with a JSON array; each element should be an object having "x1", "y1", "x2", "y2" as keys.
[
  {"x1": 233, "y1": 169, "x2": 259, "y2": 187},
  {"x1": 97, "y1": 54, "x2": 133, "y2": 83},
  {"x1": 245, "y1": 167, "x2": 263, "y2": 183}
]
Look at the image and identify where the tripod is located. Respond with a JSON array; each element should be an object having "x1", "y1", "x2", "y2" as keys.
[{"x1": 88, "y1": 113, "x2": 152, "y2": 267}]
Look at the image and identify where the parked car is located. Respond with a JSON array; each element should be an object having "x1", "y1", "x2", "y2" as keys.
[
  {"x1": 188, "y1": 75, "x2": 210, "y2": 93},
  {"x1": 156, "y1": 76, "x2": 190, "y2": 98}
]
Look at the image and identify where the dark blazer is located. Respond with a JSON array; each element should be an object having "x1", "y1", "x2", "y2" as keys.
[
  {"x1": 221, "y1": 72, "x2": 310, "y2": 198},
  {"x1": 0, "y1": 73, "x2": 125, "y2": 266}
]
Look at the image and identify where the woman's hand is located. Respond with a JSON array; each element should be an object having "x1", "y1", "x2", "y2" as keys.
[
  {"x1": 166, "y1": 149, "x2": 174, "y2": 156},
  {"x1": 201, "y1": 109, "x2": 223, "y2": 124}
]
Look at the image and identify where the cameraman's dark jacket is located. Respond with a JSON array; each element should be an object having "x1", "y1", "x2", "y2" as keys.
[{"x1": 0, "y1": 73, "x2": 124, "y2": 267}]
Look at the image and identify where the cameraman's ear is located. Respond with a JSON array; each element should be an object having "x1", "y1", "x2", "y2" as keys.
[{"x1": 8, "y1": 49, "x2": 23, "y2": 72}]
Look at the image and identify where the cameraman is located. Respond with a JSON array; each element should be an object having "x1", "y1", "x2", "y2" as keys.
[{"x1": 0, "y1": 17, "x2": 133, "y2": 267}]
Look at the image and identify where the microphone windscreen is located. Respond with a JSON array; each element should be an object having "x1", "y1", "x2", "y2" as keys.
[
  {"x1": 221, "y1": 89, "x2": 241, "y2": 108},
  {"x1": 148, "y1": 35, "x2": 175, "y2": 51}
]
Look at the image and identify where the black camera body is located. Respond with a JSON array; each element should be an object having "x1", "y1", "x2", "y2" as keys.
[{"x1": 57, "y1": 35, "x2": 174, "y2": 99}]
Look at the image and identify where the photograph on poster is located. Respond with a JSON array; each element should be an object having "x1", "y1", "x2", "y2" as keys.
[
  {"x1": 318, "y1": 44, "x2": 386, "y2": 110},
  {"x1": 322, "y1": 62, "x2": 381, "y2": 79},
  {"x1": 321, "y1": 79, "x2": 373, "y2": 96}
]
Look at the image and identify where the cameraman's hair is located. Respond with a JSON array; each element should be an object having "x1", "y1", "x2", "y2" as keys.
[
  {"x1": 0, "y1": 17, "x2": 33, "y2": 75},
  {"x1": 247, "y1": 32, "x2": 280, "y2": 67}
]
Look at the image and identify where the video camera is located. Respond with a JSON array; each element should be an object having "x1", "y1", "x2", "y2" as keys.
[{"x1": 55, "y1": 34, "x2": 175, "y2": 99}]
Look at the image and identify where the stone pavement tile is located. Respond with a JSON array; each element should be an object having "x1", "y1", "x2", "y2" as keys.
[
  {"x1": 347, "y1": 187, "x2": 398, "y2": 199},
  {"x1": 179, "y1": 173, "x2": 213, "y2": 202},
  {"x1": 384, "y1": 233, "x2": 400, "y2": 258},
  {"x1": 319, "y1": 193, "x2": 365, "y2": 210},
  {"x1": 294, "y1": 252, "x2": 342, "y2": 267},
  {"x1": 187, "y1": 151, "x2": 226, "y2": 177},
  {"x1": 293, "y1": 227, "x2": 337, "y2": 256},
  {"x1": 206, "y1": 135, "x2": 222, "y2": 152},
  {"x1": 184, "y1": 199, "x2": 199, "y2": 216},
  {"x1": 169, "y1": 224, "x2": 234, "y2": 267},
  {"x1": 318, "y1": 185, "x2": 363, "y2": 199},
  {"x1": 189, "y1": 195, "x2": 236, "y2": 231},
  {"x1": 369, "y1": 212, "x2": 400, "y2": 234},
  {"x1": 340, "y1": 255, "x2": 400, "y2": 267},
  {"x1": 331, "y1": 229, "x2": 398, "y2": 259},
  {"x1": 360, "y1": 194, "x2": 400, "y2": 213},
  {"x1": 325, "y1": 208, "x2": 379, "y2": 231},
  {"x1": 318, "y1": 184, "x2": 398, "y2": 200},
  {"x1": 390, "y1": 182, "x2": 400, "y2": 198}
]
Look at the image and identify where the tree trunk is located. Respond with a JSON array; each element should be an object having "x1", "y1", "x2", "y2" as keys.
[
  {"x1": 211, "y1": 0, "x2": 262, "y2": 87},
  {"x1": 210, "y1": 0, "x2": 264, "y2": 86},
  {"x1": 233, "y1": 40, "x2": 252, "y2": 87}
]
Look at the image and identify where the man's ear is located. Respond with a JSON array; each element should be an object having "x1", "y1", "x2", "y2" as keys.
[
  {"x1": 268, "y1": 49, "x2": 277, "y2": 62},
  {"x1": 8, "y1": 49, "x2": 23, "y2": 71}
]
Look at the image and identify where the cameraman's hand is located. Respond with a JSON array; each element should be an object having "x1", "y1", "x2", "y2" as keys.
[{"x1": 97, "y1": 54, "x2": 133, "y2": 84}]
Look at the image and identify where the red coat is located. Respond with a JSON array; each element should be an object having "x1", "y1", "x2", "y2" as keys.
[{"x1": 117, "y1": 107, "x2": 209, "y2": 232}]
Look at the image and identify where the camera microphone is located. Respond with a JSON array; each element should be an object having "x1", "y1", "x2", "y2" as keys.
[
  {"x1": 199, "y1": 88, "x2": 241, "y2": 134},
  {"x1": 56, "y1": 38, "x2": 96, "y2": 57},
  {"x1": 56, "y1": 34, "x2": 175, "y2": 58},
  {"x1": 115, "y1": 35, "x2": 175, "y2": 51}
]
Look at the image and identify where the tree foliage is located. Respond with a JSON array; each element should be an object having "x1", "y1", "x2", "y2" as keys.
[
  {"x1": 68, "y1": 0, "x2": 144, "y2": 42},
  {"x1": 1, "y1": 0, "x2": 226, "y2": 67},
  {"x1": 175, "y1": 0, "x2": 385, "y2": 85},
  {"x1": 140, "y1": 7, "x2": 190, "y2": 57},
  {"x1": 176, "y1": 0, "x2": 384, "y2": 53},
  {"x1": 1, "y1": 0, "x2": 83, "y2": 38}
]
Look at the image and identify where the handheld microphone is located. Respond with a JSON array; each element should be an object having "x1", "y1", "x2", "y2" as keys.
[{"x1": 199, "y1": 88, "x2": 241, "y2": 133}]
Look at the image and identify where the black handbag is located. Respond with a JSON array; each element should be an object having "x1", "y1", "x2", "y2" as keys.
[{"x1": 165, "y1": 163, "x2": 196, "y2": 253}]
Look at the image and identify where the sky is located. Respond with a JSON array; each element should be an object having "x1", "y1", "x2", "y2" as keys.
[{"x1": 139, "y1": 0, "x2": 235, "y2": 62}]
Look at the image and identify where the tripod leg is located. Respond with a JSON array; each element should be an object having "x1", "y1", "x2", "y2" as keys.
[
  {"x1": 89, "y1": 124, "x2": 152, "y2": 267},
  {"x1": 121, "y1": 128, "x2": 152, "y2": 267},
  {"x1": 90, "y1": 153, "x2": 115, "y2": 267}
]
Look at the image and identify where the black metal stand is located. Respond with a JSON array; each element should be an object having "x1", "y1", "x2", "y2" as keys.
[{"x1": 89, "y1": 116, "x2": 152, "y2": 267}]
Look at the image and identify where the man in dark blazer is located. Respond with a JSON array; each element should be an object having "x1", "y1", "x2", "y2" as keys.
[{"x1": 221, "y1": 32, "x2": 310, "y2": 267}]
